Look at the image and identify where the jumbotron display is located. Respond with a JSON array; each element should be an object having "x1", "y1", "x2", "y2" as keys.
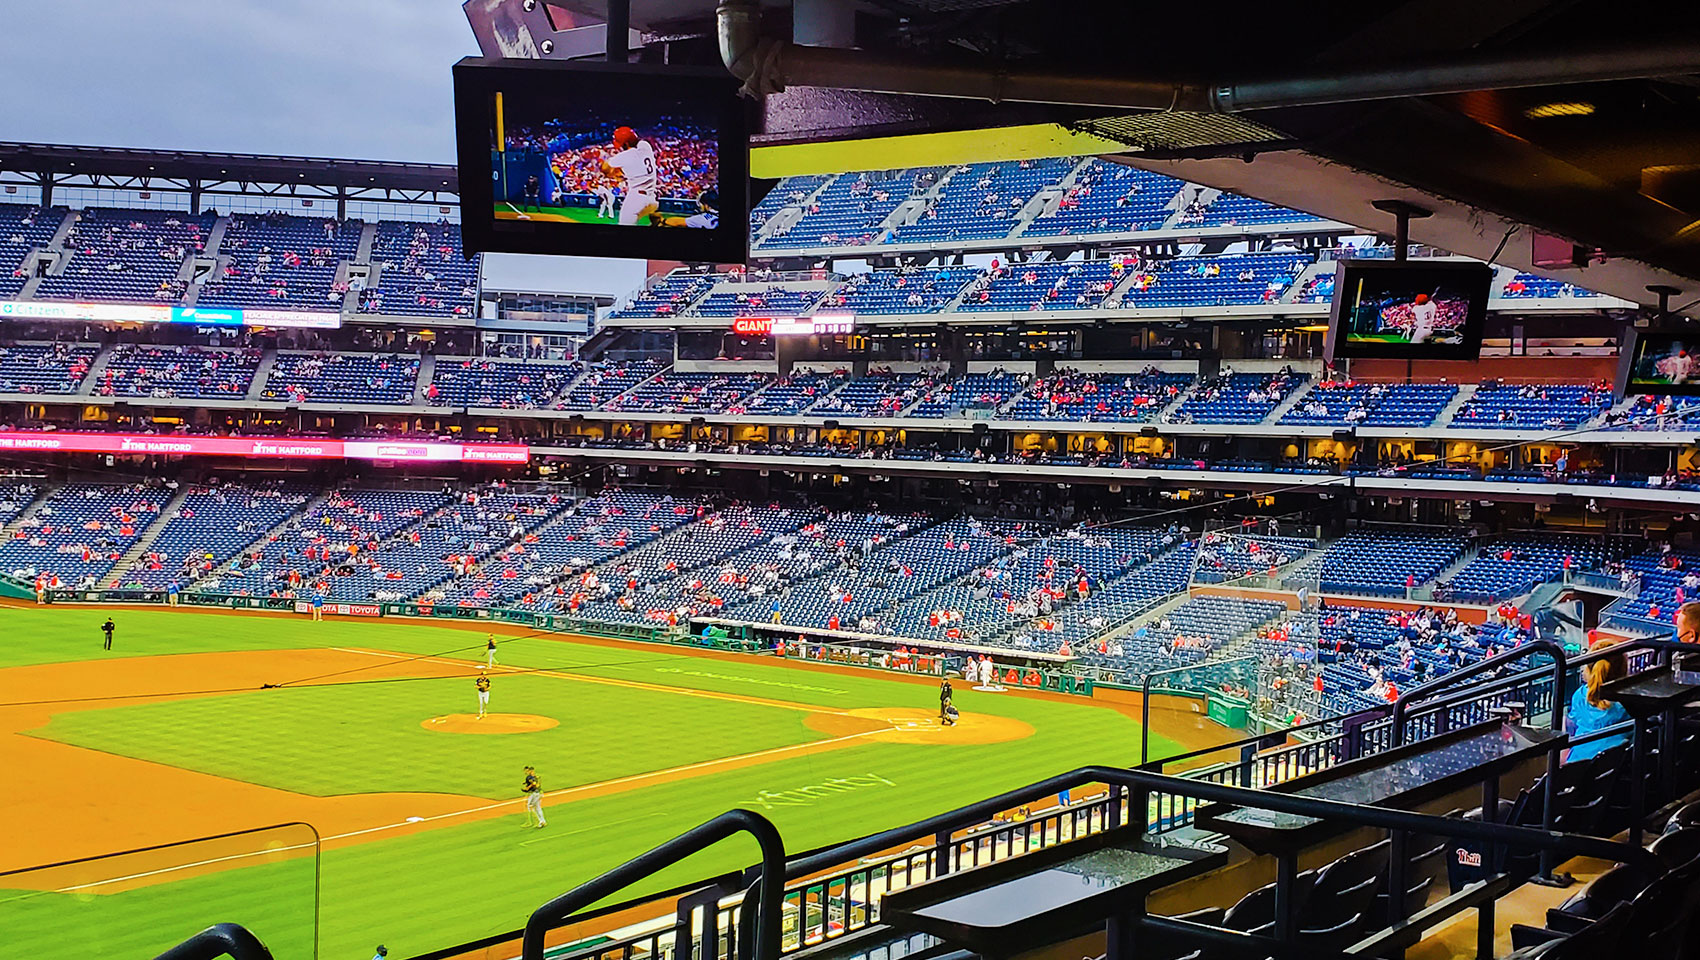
[
  {"x1": 453, "y1": 58, "x2": 749, "y2": 263},
  {"x1": 1325, "y1": 260, "x2": 1490, "y2": 361}
]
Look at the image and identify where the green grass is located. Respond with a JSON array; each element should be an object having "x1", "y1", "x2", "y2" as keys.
[
  {"x1": 33, "y1": 674, "x2": 823, "y2": 798},
  {"x1": 0, "y1": 606, "x2": 1186, "y2": 960}
]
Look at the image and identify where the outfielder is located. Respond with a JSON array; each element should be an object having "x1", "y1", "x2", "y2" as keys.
[
  {"x1": 476, "y1": 672, "x2": 491, "y2": 718},
  {"x1": 522, "y1": 765, "x2": 547, "y2": 828}
]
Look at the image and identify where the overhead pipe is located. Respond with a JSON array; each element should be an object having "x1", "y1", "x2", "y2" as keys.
[{"x1": 718, "y1": 1, "x2": 1700, "y2": 113}]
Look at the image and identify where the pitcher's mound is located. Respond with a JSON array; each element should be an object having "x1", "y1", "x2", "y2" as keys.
[
  {"x1": 422, "y1": 713, "x2": 559, "y2": 734},
  {"x1": 808, "y1": 707, "x2": 1034, "y2": 745}
]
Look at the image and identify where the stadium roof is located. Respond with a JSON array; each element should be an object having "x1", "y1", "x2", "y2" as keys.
[
  {"x1": 528, "y1": 0, "x2": 1700, "y2": 311},
  {"x1": 0, "y1": 141, "x2": 458, "y2": 194}
]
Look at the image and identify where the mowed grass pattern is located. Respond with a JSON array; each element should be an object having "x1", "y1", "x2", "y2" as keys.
[
  {"x1": 33, "y1": 674, "x2": 825, "y2": 798},
  {"x1": 0, "y1": 606, "x2": 1184, "y2": 960}
]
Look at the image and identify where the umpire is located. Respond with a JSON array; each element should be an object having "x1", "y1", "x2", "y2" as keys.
[
  {"x1": 939, "y1": 677, "x2": 953, "y2": 720},
  {"x1": 101, "y1": 617, "x2": 115, "y2": 651}
]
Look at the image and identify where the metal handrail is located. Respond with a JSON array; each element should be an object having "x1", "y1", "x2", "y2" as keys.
[
  {"x1": 788, "y1": 764, "x2": 1658, "y2": 878},
  {"x1": 522, "y1": 809, "x2": 786, "y2": 960},
  {"x1": 153, "y1": 924, "x2": 273, "y2": 960},
  {"x1": 1391, "y1": 640, "x2": 1567, "y2": 745}
]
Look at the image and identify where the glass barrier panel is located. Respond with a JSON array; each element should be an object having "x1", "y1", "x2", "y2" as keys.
[{"x1": 0, "y1": 822, "x2": 320, "y2": 960}]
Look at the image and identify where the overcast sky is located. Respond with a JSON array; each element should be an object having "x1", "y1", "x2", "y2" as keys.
[{"x1": 0, "y1": 0, "x2": 646, "y2": 295}]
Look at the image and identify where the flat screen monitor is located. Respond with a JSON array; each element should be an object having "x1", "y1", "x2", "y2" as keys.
[
  {"x1": 1616, "y1": 327, "x2": 1700, "y2": 398},
  {"x1": 453, "y1": 57, "x2": 749, "y2": 263},
  {"x1": 1325, "y1": 260, "x2": 1491, "y2": 361}
]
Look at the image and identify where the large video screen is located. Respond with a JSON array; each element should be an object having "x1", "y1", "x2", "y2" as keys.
[
  {"x1": 454, "y1": 58, "x2": 748, "y2": 263},
  {"x1": 1325, "y1": 260, "x2": 1491, "y2": 361},
  {"x1": 1617, "y1": 328, "x2": 1700, "y2": 398}
]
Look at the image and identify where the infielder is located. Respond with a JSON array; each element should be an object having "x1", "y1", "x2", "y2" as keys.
[
  {"x1": 599, "y1": 126, "x2": 660, "y2": 226},
  {"x1": 594, "y1": 182, "x2": 616, "y2": 220},
  {"x1": 476, "y1": 672, "x2": 491, "y2": 718},
  {"x1": 522, "y1": 765, "x2": 547, "y2": 828},
  {"x1": 485, "y1": 633, "x2": 499, "y2": 668}
]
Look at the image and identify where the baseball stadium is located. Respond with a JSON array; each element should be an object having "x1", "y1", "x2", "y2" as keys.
[{"x1": 7, "y1": 4, "x2": 1700, "y2": 960}]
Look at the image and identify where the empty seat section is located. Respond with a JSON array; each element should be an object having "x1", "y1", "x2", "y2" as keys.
[
  {"x1": 691, "y1": 285, "x2": 826, "y2": 317},
  {"x1": 1172, "y1": 371, "x2": 1306, "y2": 425},
  {"x1": 820, "y1": 267, "x2": 976, "y2": 314},
  {"x1": 0, "y1": 204, "x2": 67, "y2": 299},
  {"x1": 0, "y1": 342, "x2": 98, "y2": 394},
  {"x1": 1451, "y1": 382, "x2": 1614, "y2": 429},
  {"x1": 198, "y1": 212, "x2": 360, "y2": 309},
  {"x1": 956, "y1": 260, "x2": 1123, "y2": 312},
  {"x1": 360, "y1": 220, "x2": 478, "y2": 318},
  {"x1": 889, "y1": 157, "x2": 1077, "y2": 245},
  {"x1": 608, "y1": 272, "x2": 717, "y2": 319},
  {"x1": 263, "y1": 352, "x2": 420, "y2": 404},
  {"x1": 609, "y1": 370, "x2": 771, "y2": 413},
  {"x1": 1001, "y1": 368, "x2": 1192, "y2": 422},
  {"x1": 758, "y1": 168, "x2": 939, "y2": 249},
  {"x1": 35, "y1": 208, "x2": 212, "y2": 303},
  {"x1": 1282, "y1": 380, "x2": 1459, "y2": 427},
  {"x1": 427, "y1": 358, "x2": 578, "y2": 408},
  {"x1": 1024, "y1": 161, "x2": 1183, "y2": 237},
  {"x1": 743, "y1": 370, "x2": 851, "y2": 414},
  {"x1": 0, "y1": 484, "x2": 167, "y2": 586},
  {"x1": 553, "y1": 359, "x2": 667, "y2": 410},
  {"x1": 1110, "y1": 253, "x2": 1312, "y2": 309},
  {"x1": 96, "y1": 345, "x2": 263, "y2": 399},
  {"x1": 112, "y1": 483, "x2": 311, "y2": 589}
]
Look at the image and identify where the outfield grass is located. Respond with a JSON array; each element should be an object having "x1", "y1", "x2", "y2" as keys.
[{"x1": 0, "y1": 607, "x2": 1187, "y2": 960}]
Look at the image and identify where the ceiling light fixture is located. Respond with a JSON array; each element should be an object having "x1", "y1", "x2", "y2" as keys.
[{"x1": 1525, "y1": 101, "x2": 1595, "y2": 119}]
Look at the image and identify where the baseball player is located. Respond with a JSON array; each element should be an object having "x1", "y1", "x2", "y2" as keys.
[
  {"x1": 101, "y1": 617, "x2": 115, "y2": 651},
  {"x1": 476, "y1": 672, "x2": 491, "y2": 718},
  {"x1": 594, "y1": 182, "x2": 616, "y2": 220},
  {"x1": 485, "y1": 633, "x2": 499, "y2": 668},
  {"x1": 599, "y1": 127, "x2": 660, "y2": 226},
  {"x1": 660, "y1": 190, "x2": 719, "y2": 230},
  {"x1": 522, "y1": 765, "x2": 547, "y2": 828}
]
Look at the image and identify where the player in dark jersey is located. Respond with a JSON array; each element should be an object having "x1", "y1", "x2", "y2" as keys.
[
  {"x1": 476, "y1": 672, "x2": 491, "y2": 719},
  {"x1": 522, "y1": 765, "x2": 546, "y2": 828}
]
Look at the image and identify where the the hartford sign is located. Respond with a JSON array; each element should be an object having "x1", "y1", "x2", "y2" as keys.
[{"x1": 0, "y1": 431, "x2": 529, "y2": 464}]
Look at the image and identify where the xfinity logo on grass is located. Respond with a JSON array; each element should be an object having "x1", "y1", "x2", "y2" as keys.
[{"x1": 742, "y1": 775, "x2": 897, "y2": 809}]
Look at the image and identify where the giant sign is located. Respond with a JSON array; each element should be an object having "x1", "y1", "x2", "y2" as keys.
[{"x1": 731, "y1": 316, "x2": 854, "y2": 336}]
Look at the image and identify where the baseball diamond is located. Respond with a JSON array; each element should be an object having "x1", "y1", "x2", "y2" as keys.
[{"x1": 0, "y1": 603, "x2": 1218, "y2": 959}]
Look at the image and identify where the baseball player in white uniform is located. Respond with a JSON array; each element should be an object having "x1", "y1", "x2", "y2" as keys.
[
  {"x1": 600, "y1": 126, "x2": 659, "y2": 226},
  {"x1": 1408, "y1": 293, "x2": 1438, "y2": 344},
  {"x1": 594, "y1": 183, "x2": 617, "y2": 220}
]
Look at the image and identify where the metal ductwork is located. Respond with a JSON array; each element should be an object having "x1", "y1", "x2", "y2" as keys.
[{"x1": 717, "y1": 0, "x2": 1700, "y2": 112}]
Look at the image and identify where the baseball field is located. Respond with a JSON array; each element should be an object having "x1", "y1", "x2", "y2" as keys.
[{"x1": 0, "y1": 603, "x2": 1218, "y2": 960}]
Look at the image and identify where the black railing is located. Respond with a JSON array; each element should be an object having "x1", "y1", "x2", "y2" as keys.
[
  {"x1": 401, "y1": 637, "x2": 1693, "y2": 960},
  {"x1": 522, "y1": 809, "x2": 786, "y2": 960},
  {"x1": 153, "y1": 924, "x2": 273, "y2": 960}
]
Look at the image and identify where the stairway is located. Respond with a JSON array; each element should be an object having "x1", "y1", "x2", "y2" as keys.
[
  {"x1": 193, "y1": 487, "x2": 335, "y2": 588},
  {"x1": 76, "y1": 343, "x2": 118, "y2": 397},
  {"x1": 1428, "y1": 383, "x2": 1478, "y2": 427},
  {"x1": 0, "y1": 482, "x2": 58, "y2": 539},
  {"x1": 1279, "y1": 259, "x2": 1332, "y2": 304},
  {"x1": 104, "y1": 485, "x2": 192, "y2": 581},
  {"x1": 413, "y1": 354, "x2": 437, "y2": 405},
  {"x1": 246, "y1": 349, "x2": 278, "y2": 401}
]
